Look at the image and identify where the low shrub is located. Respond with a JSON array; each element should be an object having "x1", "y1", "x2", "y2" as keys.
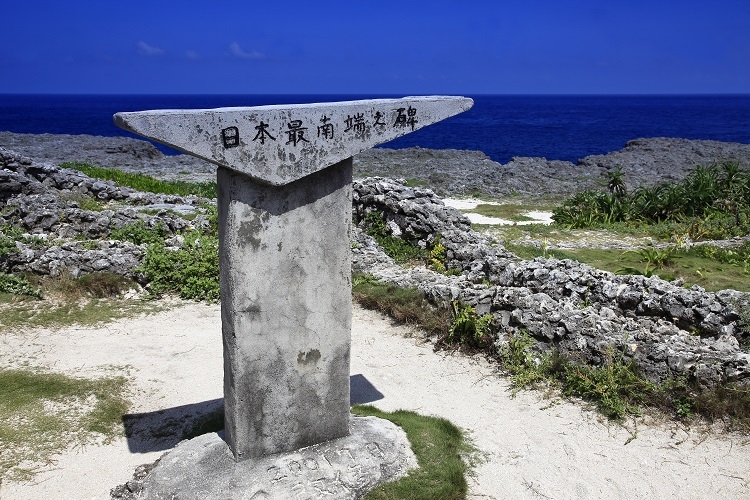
[
  {"x1": 139, "y1": 232, "x2": 220, "y2": 301},
  {"x1": 0, "y1": 273, "x2": 42, "y2": 298},
  {"x1": 552, "y1": 161, "x2": 750, "y2": 239},
  {"x1": 446, "y1": 302, "x2": 493, "y2": 349},
  {"x1": 110, "y1": 220, "x2": 170, "y2": 246}
]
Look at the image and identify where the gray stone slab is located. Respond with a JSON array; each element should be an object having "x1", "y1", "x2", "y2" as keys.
[
  {"x1": 137, "y1": 415, "x2": 418, "y2": 500},
  {"x1": 218, "y1": 159, "x2": 353, "y2": 460},
  {"x1": 114, "y1": 96, "x2": 473, "y2": 186}
]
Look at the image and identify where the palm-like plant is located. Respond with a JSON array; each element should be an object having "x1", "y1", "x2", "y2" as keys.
[{"x1": 606, "y1": 166, "x2": 628, "y2": 198}]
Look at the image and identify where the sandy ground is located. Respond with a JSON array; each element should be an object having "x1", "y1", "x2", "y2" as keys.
[{"x1": 1, "y1": 302, "x2": 749, "y2": 499}]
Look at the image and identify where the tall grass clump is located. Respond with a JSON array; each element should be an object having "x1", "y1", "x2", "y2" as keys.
[{"x1": 352, "y1": 273, "x2": 451, "y2": 336}]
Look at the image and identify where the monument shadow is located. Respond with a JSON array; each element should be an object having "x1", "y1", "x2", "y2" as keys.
[{"x1": 122, "y1": 373, "x2": 384, "y2": 453}]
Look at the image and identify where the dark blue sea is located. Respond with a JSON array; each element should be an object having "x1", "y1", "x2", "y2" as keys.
[{"x1": 1, "y1": 94, "x2": 749, "y2": 163}]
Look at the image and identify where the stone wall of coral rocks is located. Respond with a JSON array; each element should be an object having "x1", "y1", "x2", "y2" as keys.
[
  {"x1": 351, "y1": 177, "x2": 749, "y2": 388},
  {"x1": 0, "y1": 147, "x2": 211, "y2": 281}
]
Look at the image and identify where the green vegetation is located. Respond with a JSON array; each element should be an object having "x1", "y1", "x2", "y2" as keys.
[
  {"x1": 353, "y1": 405, "x2": 473, "y2": 500},
  {"x1": 486, "y1": 163, "x2": 750, "y2": 292},
  {"x1": 445, "y1": 302, "x2": 493, "y2": 349},
  {"x1": 353, "y1": 271, "x2": 750, "y2": 430},
  {"x1": 61, "y1": 161, "x2": 217, "y2": 199},
  {"x1": 154, "y1": 402, "x2": 474, "y2": 500},
  {"x1": 111, "y1": 220, "x2": 170, "y2": 245},
  {"x1": 139, "y1": 231, "x2": 220, "y2": 301},
  {"x1": 0, "y1": 368, "x2": 130, "y2": 482},
  {"x1": 502, "y1": 243, "x2": 750, "y2": 293},
  {"x1": 52, "y1": 272, "x2": 137, "y2": 300},
  {"x1": 0, "y1": 225, "x2": 47, "y2": 255},
  {"x1": 362, "y1": 211, "x2": 429, "y2": 265},
  {"x1": 137, "y1": 205, "x2": 220, "y2": 301},
  {"x1": 0, "y1": 273, "x2": 42, "y2": 298},
  {"x1": 61, "y1": 192, "x2": 107, "y2": 212},
  {"x1": 352, "y1": 273, "x2": 451, "y2": 336},
  {"x1": 0, "y1": 272, "x2": 164, "y2": 330},
  {"x1": 404, "y1": 178, "x2": 429, "y2": 188},
  {"x1": 502, "y1": 241, "x2": 574, "y2": 262},
  {"x1": 463, "y1": 203, "x2": 536, "y2": 222},
  {"x1": 499, "y1": 330, "x2": 750, "y2": 429},
  {"x1": 361, "y1": 211, "x2": 460, "y2": 274},
  {"x1": 552, "y1": 162, "x2": 750, "y2": 239}
]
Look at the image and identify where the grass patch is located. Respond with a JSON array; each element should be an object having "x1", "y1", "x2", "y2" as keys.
[
  {"x1": 61, "y1": 162, "x2": 217, "y2": 199},
  {"x1": 111, "y1": 220, "x2": 170, "y2": 246},
  {"x1": 0, "y1": 272, "x2": 163, "y2": 330},
  {"x1": 352, "y1": 274, "x2": 451, "y2": 336},
  {"x1": 51, "y1": 272, "x2": 138, "y2": 299},
  {"x1": 353, "y1": 405, "x2": 472, "y2": 500},
  {"x1": 404, "y1": 178, "x2": 429, "y2": 188},
  {"x1": 0, "y1": 295, "x2": 164, "y2": 330},
  {"x1": 361, "y1": 212, "x2": 429, "y2": 265},
  {"x1": 0, "y1": 226, "x2": 47, "y2": 256},
  {"x1": 502, "y1": 242, "x2": 576, "y2": 262},
  {"x1": 499, "y1": 331, "x2": 750, "y2": 430},
  {"x1": 152, "y1": 403, "x2": 474, "y2": 500},
  {"x1": 473, "y1": 223, "x2": 560, "y2": 247},
  {"x1": 463, "y1": 203, "x2": 537, "y2": 222},
  {"x1": 0, "y1": 368, "x2": 130, "y2": 482},
  {"x1": 531, "y1": 246, "x2": 750, "y2": 293},
  {"x1": 61, "y1": 192, "x2": 107, "y2": 212}
]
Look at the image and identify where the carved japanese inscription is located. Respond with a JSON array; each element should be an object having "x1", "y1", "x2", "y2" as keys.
[{"x1": 114, "y1": 96, "x2": 473, "y2": 186}]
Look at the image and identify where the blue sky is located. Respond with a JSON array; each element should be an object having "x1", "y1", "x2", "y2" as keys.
[{"x1": 1, "y1": 0, "x2": 748, "y2": 94}]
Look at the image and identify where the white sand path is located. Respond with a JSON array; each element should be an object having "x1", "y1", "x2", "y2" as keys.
[{"x1": 1, "y1": 302, "x2": 748, "y2": 499}]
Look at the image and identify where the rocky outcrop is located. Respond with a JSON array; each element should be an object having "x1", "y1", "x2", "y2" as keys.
[
  {"x1": 4, "y1": 132, "x2": 750, "y2": 197},
  {"x1": 579, "y1": 137, "x2": 750, "y2": 188}
]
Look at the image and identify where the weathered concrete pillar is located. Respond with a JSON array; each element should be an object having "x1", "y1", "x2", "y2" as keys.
[
  {"x1": 217, "y1": 158, "x2": 353, "y2": 458},
  {"x1": 114, "y1": 96, "x2": 473, "y2": 461}
]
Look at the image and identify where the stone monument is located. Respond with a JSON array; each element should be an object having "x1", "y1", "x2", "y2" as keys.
[{"x1": 113, "y1": 96, "x2": 472, "y2": 497}]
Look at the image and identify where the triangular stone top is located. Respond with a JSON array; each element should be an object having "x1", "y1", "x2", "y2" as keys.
[{"x1": 114, "y1": 96, "x2": 473, "y2": 185}]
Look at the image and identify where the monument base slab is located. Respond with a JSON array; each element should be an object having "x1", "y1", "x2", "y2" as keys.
[{"x1": 131, "y1": 416, "x2": 417, "y2": 500}]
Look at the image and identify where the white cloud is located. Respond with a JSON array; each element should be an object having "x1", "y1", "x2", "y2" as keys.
[
  {"x1": 186, "y1": 50, "x2": 200, "y2": 60},
  {"x1": 229, "y1": 42, "x2": 264, "y2": 60},
  {"x1": 137, "y1": 41, "x2": 165, "y2": 56}
]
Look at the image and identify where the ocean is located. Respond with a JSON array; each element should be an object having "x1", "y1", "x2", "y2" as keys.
[{"x1": 1, "y1": 94, "x2": 749, "y2": 163}]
